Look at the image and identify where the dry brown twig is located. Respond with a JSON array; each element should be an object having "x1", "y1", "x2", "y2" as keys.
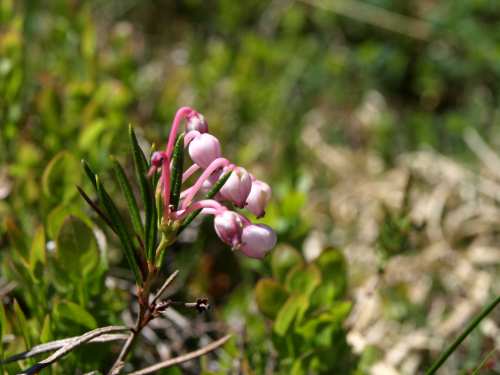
[
  {"x1": 1, "y1": 333, "x2": 128, "y2": 364},
  {"x1": 126, "y1": 334, "x2": 232, "y2": 375},
  {"x1": 106, "y1": 270, "x2": 181, "y2": 374},
  {"x1": 18, "y1": 326, "x2": 130, "y2": 375}
]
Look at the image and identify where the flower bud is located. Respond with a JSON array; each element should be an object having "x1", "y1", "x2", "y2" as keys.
[
  {"x1": 240, "y1": 224, "x2": 277, "y2": 259},
  {"x1": 188, "y1": 133, "x2": 221, "y2": 169},
  {"x1": 151, "y1": 151, "x2": 165, "y2": 168},
  {"x1": 220, "y1": 166, "x2": 252, "y2": 208},
  {"x1": 186, "y1": 112, "x2": 208, "y2": 134},
  {"x1": 246, "y1": 180, "x2": 271, "y2": 218},
  {"x1": 213, "y1": 210, "x2": 244, "y2": 248}
]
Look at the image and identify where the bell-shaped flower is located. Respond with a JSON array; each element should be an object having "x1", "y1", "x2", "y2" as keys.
[
  {"x1": 186, "y1": 112, "x2": 208, "y2": 134},
  {"x1": 188, "y1": 133, "x2": 221, "y2": 169},
  {"x1": 213, "y1": 210, "x2": 244, "y2": 248},
  {"x1": 246, "y1": 180, "x2": 271, "y2": 218},
  {"x1": 240, "y1": 224, "x2": 277, "y2": 259},
  {"x1": 220, "y1": 166, "x2": 252, "y2": 208}
]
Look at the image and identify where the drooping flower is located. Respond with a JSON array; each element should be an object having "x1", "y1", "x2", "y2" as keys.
[
  {"x1": 240, "y1": 224, "x2": 277, "y2": 259},
  {"x1": 188, "y1": 133, "x2": 222, "y2": 169},
  {"x1": 213, "y1": 210, "x2": 245, "y2": 248},
  {"x1": 219, "y1": 166, "x2": 252, "y2": 208},
  {"x1": 246, "y1": 180, "x2": 271, "y2": 218}
]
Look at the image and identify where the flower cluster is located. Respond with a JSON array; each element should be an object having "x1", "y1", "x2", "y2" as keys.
[{"x1": 150, "y1": 107, "x2": 276, "y2": 259}]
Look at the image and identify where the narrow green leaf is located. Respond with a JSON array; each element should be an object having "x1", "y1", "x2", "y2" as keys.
[
  {"x1": 178, "y1": 171, "x2": 232, "y2": 234},
  {"x1": 13, "y1": 300, "x2": 31, "y2": 349},
  {"x1": 77, "y1": 186, "x2": 115, "y2": 232},
  {"x1": 111, "y1": 157, "x2": 143, "y2": 236},
  {"x1": 169, "y1": 133, "x2": 185, "y2": 210},
  {"x1": 96, "y1": 176, "x2": 143, "y2": 284},
  {"x1": 129, "y1": 125, "x2": 156, "y2": 261},
  {"x1": 40, "y1": 315, "x2": 52, "y2": 343},
  {"x1": 4, "y1": 216, "x2": 29, "y2": 258},
  {"x1": 81, "y1": 159, "x2": 97, "y2": 191}
]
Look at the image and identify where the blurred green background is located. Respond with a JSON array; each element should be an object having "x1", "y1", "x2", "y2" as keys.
[{"x1": 1, "y1": 0, "x2": 499, "y2": 374}]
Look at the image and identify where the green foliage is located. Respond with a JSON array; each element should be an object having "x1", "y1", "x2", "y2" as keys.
[
  {"x1": 42, "y1": 151, "x2": 81, "y2": 204},
  {"x1": 255, "y1": 247, "x2": 355, "y2": 374},
  {"x1": 56, "y1": 216, "x2": 99, "y2": 281},
  {"x1": 254, "y1": 278, "x2": 288, "y2": 319}
]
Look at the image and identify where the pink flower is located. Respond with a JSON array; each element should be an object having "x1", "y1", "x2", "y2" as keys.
[
  {"x1": 240, "y1": 224, "x2": 277, "y2": 259},
  {"x1": 188, "y1": 133, "x2": 222, "y2": 169},
  {"x1": 219, "y1": 166, "x2": 252, "y2": 208},
  {"x1": 186, "y1": 112, "x2": 208, "y2": 133},
  {"x1": 246, "y1": 180, "x2": 271, "y2": 218},
  {"x1": 213, "y1": 210, "x2": 245, "y2": 248}
]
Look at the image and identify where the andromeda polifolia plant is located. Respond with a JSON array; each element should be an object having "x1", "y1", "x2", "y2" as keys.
[{"x1": 5, "y1": 107, "x2": 277, "y2": 374}]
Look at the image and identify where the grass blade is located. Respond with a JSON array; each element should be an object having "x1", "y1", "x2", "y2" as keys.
[
  {"x1": 111, "y1": 157, "x2": 144, "y2": 237},
  {"x1": 425, "y1": 295, "x2": 500, "y2": 375},
  {"x1": 96, "y1": 176, "x2": 143, "y2": 285},
  {"x1": 177, "y1": 171, "x2": 232, "y2": 234},
  {"x1": 169, "y1": 133, "x2": 184, "y2": 210}
]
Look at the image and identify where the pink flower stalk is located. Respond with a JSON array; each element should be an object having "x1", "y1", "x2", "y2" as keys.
[
  {"x1": 201, "y1": 169, "x2": 222, "y2": 195},
  {"x1": 182, "y1": 164, "x2": 201, "y2": 183},
  {"x1": 219, "y1": 166, "x2": 252, "y2": 208},
  {"x1": 188, "y1": 133, "x2": 222, "y2": 169},
  {"x1": 245, "y1": 180, "x2": 272, "y2": 218},
  {"x1": 180, "y1": 157, "x2": 230, "y2": 209},
  {"x1": 161, "y1": 106, "x2": 194, "y2": 216},
  {"x1": 240, "y1": 224, "x2": 277, "y2": 259}
]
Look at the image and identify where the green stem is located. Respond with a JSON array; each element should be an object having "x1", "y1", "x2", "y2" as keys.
[{"x1": 425, "y1": 295, "x2": 500, "y2": 375}]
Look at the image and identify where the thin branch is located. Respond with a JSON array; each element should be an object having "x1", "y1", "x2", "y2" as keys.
[
  {"x1": 126, "y1": 334, "x2": 232, "y2": 375},
  {"x1": 298, "y1": 0, "x2": 432, "y2": 40},
  {"x1": 107, "y1": 332, "x2": 136, "y2": 375},
  {"x1": 1, "y1": 333, "x2": 128, "y2": 364},
  {"x1": 151, "y1": 270, "x2": 179, "y2": 304},
  {"x1": 108, "y1": 270, "x2": 180, "y2": 375},
  {"x1": 19, "y1": 326, "x2": 130, "y2": 375}
]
